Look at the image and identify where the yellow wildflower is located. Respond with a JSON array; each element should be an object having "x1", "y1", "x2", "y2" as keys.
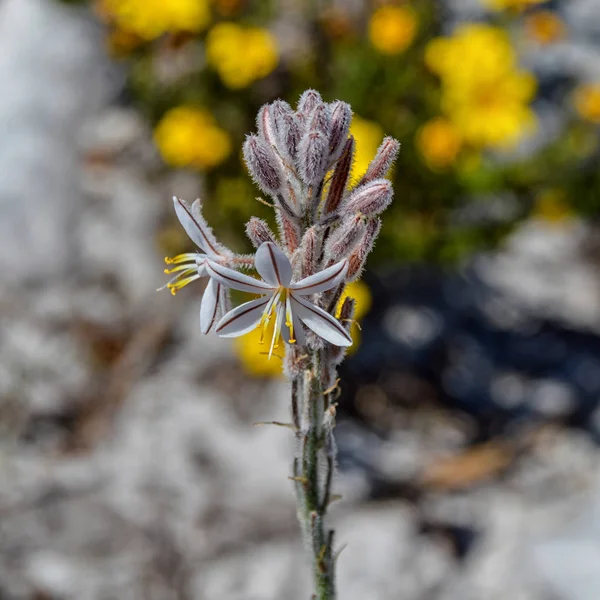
[
  {"x1": 416, "y1": 118, "x2": 462, "y2": 169},
  {"x1": 525, "y1": 10, "x2": 566, "y2": 45},
  {"x1": 205, "y1": 23, "x2": 278, "y2": 89},
  {"x1": 100, "y1": 0, "x2": 210, "y2": 40},
  {"x1": 483, "y1": 0, "x2": 548, "y2": 11},
  {"x1": 154, "y1": 106, "x2": 231, "y2": 170},
  {"x1": 368, "y1": 5, "x2": 418, "y2": 55},
  {"x1": 573, "y1": 83, "x2": 600, "y2": 124},
  {"x1": 234, "y1": 320, "x2": 284, "y2": 378},
  {"x1": 349, "y1": 116, "x2": 384, "y2": 179},
  {"x1": 426, "y1": 24, "x2": 537, "y2": 149}
]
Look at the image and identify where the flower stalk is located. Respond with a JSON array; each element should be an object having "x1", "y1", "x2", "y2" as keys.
[{"x1": 161, "y1": 90, "x2": 399, "y2": 598}]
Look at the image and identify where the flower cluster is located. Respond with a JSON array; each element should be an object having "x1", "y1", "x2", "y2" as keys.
[
  {"x1": 161, "y1": 91, "x2": 399, "y2": 373},
  {"x1": 425, "y1": 23, "x2": 537, "y2": 153},
  {"x1": 206, "y1": 23, "x2": 279, "y2": 89}
]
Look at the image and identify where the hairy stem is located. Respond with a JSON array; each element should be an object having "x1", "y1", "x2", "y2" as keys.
[{"x1": 292, "y1": 348, "x2": 337, "y2": 599}]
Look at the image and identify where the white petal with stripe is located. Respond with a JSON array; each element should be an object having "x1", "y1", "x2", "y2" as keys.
[
  {"x1": 215, "y1": 296, "x2": 270, "y2": 337},
  {"x1": 290, "y1": 259, "x2": 348, "y2": 296},
  {"x1": 255, "y1": 242, "x2": 293, "y2": 287},
  {"x1": 206, "y1": 260, "x2": 273, "y2": 294},
  {"x1": 291, "y1": 293, "x2": 352, "y2": 346},
  {"x1": 200, "y1": 278, "x2": 220, "y2": 334}
]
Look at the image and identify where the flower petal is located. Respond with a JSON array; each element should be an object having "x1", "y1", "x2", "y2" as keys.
[
  {"x1": 291, "y1": 294, "x2": 352, "y2": 346},
  {"x1": 255, "y1": 242, "x2": 293, "y2": 287},
  {"x1": 215, "y1": 296, "x2": 271, "y2": 338},
  {"x1": 173, "y1": 197, "x2": 220, "y2": 256},
  {"x1": 206, "y1": 260, "x2": 273, "y2": 294},
  {"x1": 290, "y1": 260, "x2": 348, "y2": 296},
  {"x1": 200, "y1": 278, "x2": 220, "y2": 334}
]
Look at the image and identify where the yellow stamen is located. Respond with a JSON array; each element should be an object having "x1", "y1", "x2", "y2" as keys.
[
  {"x1": 164, "y1": 253, "x2": 199, "y2": 265},
  {"x1": 164, "y1": 264, "x2": 196, "y2": 275},
  {"x1": 167, "y1": 274, "x2": 199, "y2": 294}
]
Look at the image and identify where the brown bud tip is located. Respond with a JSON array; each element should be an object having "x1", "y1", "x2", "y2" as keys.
[
  {"x1": 243, "y1": 134, "x2": 282, "y2": 196},
  {"x1": 360, "y1": 137, "x2": 400, "y2": 185},
  {"x1": 297, "y1": 131, "x2": 329, "y2": 186},
  {"x1": 348, "y1": 217, "x2": 381, "y2": 281},
  {"x1": 329, "y1": 101, "x2": 352, "y2": 161},
  {"x1": 344, "y1": 179, "x2": 393, "y2": 216}
]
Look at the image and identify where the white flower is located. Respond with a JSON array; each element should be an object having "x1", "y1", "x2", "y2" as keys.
[
  {"x1": 206, "y1": 242, "x2": 352, "y2": 356},
  {"x1": 160, "y1": 197, "x2": 229, "y2": 334}
]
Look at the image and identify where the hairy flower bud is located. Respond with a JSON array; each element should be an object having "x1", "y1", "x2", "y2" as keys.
[
  {"x1": 256, "y1": 104, "x2": 276, "y2": 147},
  {"x1": 309, "y1": 103, "x2": 331, "y2": 136},
  {"x1": 348, "y1": 217, "x2": 381, "y2": 281},
  {"x1": 324, "y1": 137, "x2": 354, "y2": 215},
  {"x1": 343, "y1": 179, "x2": 392, "y2": 216},
  {"x1": 297, "y1": 89, "x2": 323, "y2": 117},
  {"x1": 245, "y1": 217, "x2": 277, "y2": 248},
  {"x1": 328, "y1": 101, "x2": 352, "y2": 161},
  {"x1": 360, "y1": 137, "x2": 400, "y2": 185},
  {"x1": 297, "y1": 131, "x2": 329, "y2": 186},
  {"x1": 325, "y1": 214, "x2": 366, "y2": 262},
  {"x1": 271, "y1": 100, "x2": 301, "y2": 162},
  {"x1": 243, "y1": 134, "x2": 282, "y2": 196},
  {"x1": 299, "y1": 226, "x2": 318, "y2": 279}
]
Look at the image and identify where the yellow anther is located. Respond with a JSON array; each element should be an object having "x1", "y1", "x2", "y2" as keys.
[
  {"x1": 289, "y1": 338, "x2": 296, "y2": 344},
  {"x1": 170, "y1": 288, "x2": 177, "y2": 296},
  {"x1": 164, "y1": 257, "x2": 173, "y2": 264}
]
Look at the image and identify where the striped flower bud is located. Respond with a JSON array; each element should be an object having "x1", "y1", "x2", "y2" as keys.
[
  {"x1": 328, "y1": 101, "x2": 352, "y2": 162},
  {"x1": 243, "y1": 134, "x2": 282, "y2": 196},
  {"x1": 324, "y1": 136, "x2": 354, "y2": 215},
  {"x1": 245, "y1": 217, "x2": 277, "y2": 248},
  {"x1": 309, "y1": 103, "x2": 331, "y2": 136},
  {"x1": 256, "y1": 104, "x2": 276, "y2": 147},
  {"x1": 271, "y1": 100, "x2": 300, "y2": 162},
  {"x1": 360, "y1": 137, "x2": 400, "y2": 185},
  {"x1": 325, "y1": 214, "x2": 366, "y2": 262},
  {"x1": 343, "y1": 179, "x2": 392, "y2": 216},
  {"x1": 297, "y1": 89, "x2": 323, "y2": 117},
  {"x1": 297, "y1": 131, "x2": 329, "y2": 186},
  {"x1": 299, "y1": 226, "x2": 318, "y2": 279},
  {"x1": 348, "y1": 218, "x2": 381, "y2": 281}
]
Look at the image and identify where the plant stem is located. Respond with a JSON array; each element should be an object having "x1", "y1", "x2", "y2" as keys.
[{"x1": 292, "y1": 348, "x2": 337, "y2": 600}]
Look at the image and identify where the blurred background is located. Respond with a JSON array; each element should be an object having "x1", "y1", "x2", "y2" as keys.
[{"x1": 2, "y1": 0, "x2": 600, "y2": 598}]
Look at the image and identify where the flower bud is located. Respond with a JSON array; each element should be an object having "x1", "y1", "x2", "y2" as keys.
[
  {"x1": 297, "y1": 131, "x2": 329, "y2": 186},
  {"x1": 329, "y1": 101, "x2": 352, "y2": 161},
  {"x1": 360, "y1": 137, "x2": 400, "y2": 185},
  {"x1": 299, "y1": 226, "x2": 319, "y2": 279},
  {"x1": 324, "y1": 136, "x2": 353, "y2": 215},
  {"x1": 243, "y1": 134, "x2": 282, "y2": 196},
  {"x1": 343, "y1": 179, "x2": 392, "y2": 216},
  {"x1": 309, "y1": 103, "x2": 331, "y2": 136},
  {"x1": 348, "y1": 218, "x2": 381, "y2": 281},
  {"x1": 256, "y1": 104, "x2": 275, "y2": 147},
  {"x1": 245, "y1": 216, "x2": 277, "y2": 248},
  {"x1": 297, "y1": 89, "x2": 323, "y2": 117},
  {"x1": 325, "y1": 214, "x2": 366, "y2": 262},
  {"x1": 271, "y1": 100, "x2": 300, "y2": 162}
]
